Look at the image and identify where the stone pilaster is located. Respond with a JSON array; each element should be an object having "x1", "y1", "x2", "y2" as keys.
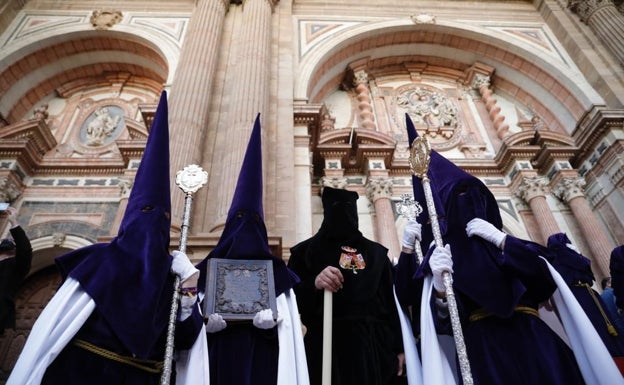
[
  {"x1": 553, "y1": 175, "x2": 613, "y2": 279},
  {"x1": 515, "y1": 175, "x2": 561, "y2": 244},
  {"x1": 366, "y1": 178, "x2": 399, "y2": 259},
  {"x1": 569, "y1": 0, "x2": 624, "y2": 64}
]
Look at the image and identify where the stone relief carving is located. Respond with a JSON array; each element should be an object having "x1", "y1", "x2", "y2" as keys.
[
  {"x1": 0, "y1": 177, "x2": 21, "y2": 203},
  {"x1": 90, "y1": 10, "x2": 123, "y2": 30},
  {"x1": 82, "y1": 107, "x2": 123, "y2": 146},
  {"x1": 396, "y1": 87, "x2": 459, "y2": 140},
  {"x1": 52, "y1": 232, "x2": 66, "y2": 247},
  {"x1": 33, "y1": 103, "x2": 49, "y2": 120},
  {"x1": 411, "y1": 13, "x2": 436, "y2": 24}
]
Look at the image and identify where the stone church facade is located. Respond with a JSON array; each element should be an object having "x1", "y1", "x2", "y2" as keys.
[{"x1": 1, "y1": 0, "x2": 623, "y2": 378}]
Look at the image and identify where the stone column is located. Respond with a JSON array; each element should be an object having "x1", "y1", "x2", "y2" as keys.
[
  {"x1": 294, "y1": 118, "x2": 313, "y2": 240},
  {"x1": 366, "y1": 178, "x2": 400, "y2": 260},
  {"x1": 553, "y1": 176, "x2": 613, "y2": 279},
  {"x1": 569, "y1": 0, "x2": 624, "y2": 64},
  {"x1": 352, "y1": 70, "x2": 377, "y2": 131},
  {"x1": 515, "y1": 176, "x2": 561, "y2": 244},
  {"x1": 168, "y1": 0, "x2": 228, "y2": 225},
  {"x1": 474, "y1": 74, "x2": 509, "y2": 139},
  {"x1": 216, "y1": 0, "x2": 277, "y2": 220}
]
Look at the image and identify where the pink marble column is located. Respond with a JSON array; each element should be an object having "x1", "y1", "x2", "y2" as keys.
[
  {"x1": 366, "y1": 178, "x2": 400, "y2": 260},
  {"x1": 353, "y1": 70, "x2": 377, "y2": 131},
  {"x1": 569, "y1": 0, "x2": 624, "y2": 64},
  {"x1": 216, "y1": 0, "x2": 276, "y2": 220},
  {"x1": 474, "y1": 74, "x2": 509, "y2": 139},
  {"x1": 516, "y1": 176, "x2": 561, "y2": 244},
  {"x1": 554, "y1": 176, "x2": 613, "y2": 279},
  {"x1": 168, "y1": 0, "x2": 228, "y2": 225}
]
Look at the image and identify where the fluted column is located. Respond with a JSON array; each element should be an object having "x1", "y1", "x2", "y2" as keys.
[
  {"x1": 217, "y1": 0, "x2": 276, "y2": 220},
  {"x1": 353, "y1": 70, "x2": 377, "y2": 130},
  {"x1": 569, "y1": 0, "x2": 624, "y2": 64},
  {"x1": 553, "y1": 176, "x2": 613, "y2": 279},
  {"x1": 168, "y1": 0, "x2": 228, "y2": 225},
  {"x1": 515, "y1": 176, "x2": 561, "y2": 244},
  {"x1": 474, "y1": 74, "x2": 509, "y2": 139},
  {"x1": 366, "y1": 178, "x2": 400, "y2": 259}
]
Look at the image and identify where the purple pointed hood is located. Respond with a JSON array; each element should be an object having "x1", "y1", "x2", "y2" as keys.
[
  {"x1": 198, "y1": 114, "x2": 298, "y2": 295},
  {"x1": 406, "y1": 113, "x2": 524, "y2": 317},
  {"x1": 610, "y1": 246, "x2": 624, "y2": 310},
  {"x1": 55, "y1": 91, "x2": 174, "y2": 357},
  {"x1": 547, "y1": 233, "x2": 593, "y2": 284}
]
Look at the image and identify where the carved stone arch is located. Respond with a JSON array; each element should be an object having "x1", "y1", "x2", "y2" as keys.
[
  {"x1": 296, "y1": 19, "x2": 602, "y2": 135},
  {"x1": 0, "y1": 29, "x2": 174, "y2": 124}
]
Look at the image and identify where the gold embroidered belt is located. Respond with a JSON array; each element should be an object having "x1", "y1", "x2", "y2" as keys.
[
  {"x1": 469, "y1": 306, "x2": 539, "y2": 323},
  {"x1": 73, "y1": 339, "x2": 164, "y2": 374}
]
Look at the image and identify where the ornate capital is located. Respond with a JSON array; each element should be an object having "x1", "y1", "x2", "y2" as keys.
[
  {"x1": 353, "y1": 70, "x2": 369, "y2": 87},
  {"x1": 569, "y1": 0, "x2": 614, "y2": 22},
  {"x1": 553, "y1": 176, "x2": 586, "y2": 202},
  {"x1": 471, "y1": 74, "x2": 491, "y2": 90},
  {"x1": 321, "y1": 177, "x2": 348, "y2": 190},
  {"x1": 515, "y1": 176, "x2": 550, "y2": 203},
  {"x1": 365, "y1": 178, "x2": 393, "y2": 202}
]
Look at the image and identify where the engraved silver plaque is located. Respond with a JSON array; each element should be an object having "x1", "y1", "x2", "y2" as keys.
[{"x1": 203, "y1": 258, "x2": 277, "y2": 321}]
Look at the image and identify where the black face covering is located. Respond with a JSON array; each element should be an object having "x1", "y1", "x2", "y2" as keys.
[
  {"x1": 0, "y1": 238, "x2": 15, "y2": 252},
  {"x1": 319, "y1": 187, "x2": 361, "y2": 241},
  {"x1": 324, "y1": 201, "x2": 358, "y2": 238}
]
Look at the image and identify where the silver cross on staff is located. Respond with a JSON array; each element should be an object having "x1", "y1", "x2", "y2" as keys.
[
  {"x1": 396, "y1": 193, "x2": 425, "y2": 263},
  {"x1": 161, "y1": 164, "x2": 208, "y2": 385}
]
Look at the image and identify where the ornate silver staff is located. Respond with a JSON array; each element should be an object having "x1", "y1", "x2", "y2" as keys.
[
  {"x1": 396, "y1": 193, "x2": 425, "y2": 263},
  {"x1": 160, "y1": 164, "x2": 209, "y2": 385},
  {"x1": 409, "y1": 137, "x2": 473, "y2": 385}
]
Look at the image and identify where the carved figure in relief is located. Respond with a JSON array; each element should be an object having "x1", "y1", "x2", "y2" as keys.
[
  {"x1": 85, "y1": 107, "x2": 121, "y2": 146},
  {"x1": 397, "y1": 88, "x2": 458, "y2": 139}
]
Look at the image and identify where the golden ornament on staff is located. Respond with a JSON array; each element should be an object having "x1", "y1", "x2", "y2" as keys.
[{"x1": 409, "y1": 136, "x2": 474, "y2": 385}]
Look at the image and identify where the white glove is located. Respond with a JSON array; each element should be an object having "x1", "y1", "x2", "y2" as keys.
[
  {"x1": 466, "y1": 218, "x2": 506, "y2": 249},
  {"x1": 171, "y1": 250, "x2": 199, "y2": 281},
  {"x1": 566, "y1": 243, "x2": 580, "y2": 253},
  {"x1": 429, "y1": 244, "x2": 453, "y2": 292},
  {"x1": 253, "y1": 309, "x2": 276, "y2": 329},
  {"x1": 205, "y1": 313, "x2": 227, "y2": 333},
  {"x1": 402, "y1": 220, "x2": 422, "y2": 250}
]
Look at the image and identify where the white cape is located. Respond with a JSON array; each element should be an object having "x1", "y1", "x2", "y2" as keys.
[
  {"x1": 417, "y1": 262, "x2": 624, "y2": 385},
  {"x1": 276, "y1": 289, "x2": 310, "y2": 385},
  {"x1": 393, "y1": 287, "x2": 423, "y2": 385},
  {"x1": 419, "y1": 275, "x2": 458, "y2": 385},
  {"x1": 543, "y1": 258, "x2": 624, "y2": 385},
  {"x1": 7, "y1": 277, "x2": 210, "y2": 385}
]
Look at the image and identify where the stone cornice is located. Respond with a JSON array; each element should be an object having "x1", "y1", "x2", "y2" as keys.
[
  {"x1": 314, "y1": 128, "x2": 396, "y2": 177},
  {"x1": 572, "y1": 106, "x2": 624, "y2": 166},
  {"x1": 0, "y1": 119, "x2": 57, "y2": 173}
]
